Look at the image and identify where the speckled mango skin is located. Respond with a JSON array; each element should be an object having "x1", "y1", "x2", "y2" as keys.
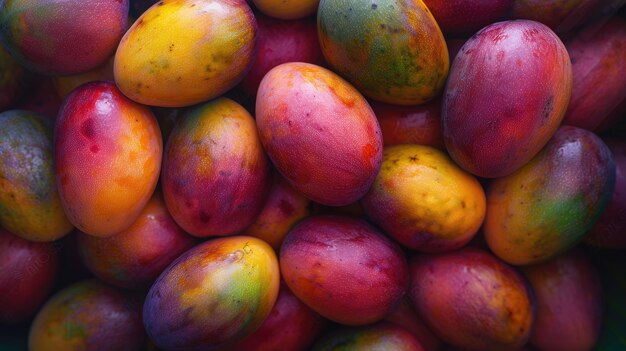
[
  {"x1": 314, "y1": 324, "x2": 425, "y2": 351},
  {"x1": 280, "y1": 216, "x2": 408, "y2": 325},
  {"x1": 484, "y1": 126, "x2": 615, "y2": 265},
  {"x1": 317, "y1": 0, "x2": 449, "y2": 105},
  {"x1": 114, "y1": 0, "x2": 257, "y2": 107},
  {"x1": 362, "y1": 144, "x2": 486, "y2": 253},
  {"x1": 0, "y1": 0, "x2": 128, "y2": 75},
  {"x1": 143, "y1": 236, "x2": 280, "y2": 351},
  {"x1": 253, "y1": 0, "x2": 319, "y2": 20},
  {"x1": 243, "y1": 175, "x2": 311, "y2": 251},
  {"x1": 256, "y1": 62, "x2": 383, "y2": 206},
  {"x1": 409, "y1": 248, "x2": 535, "y2": 351},
  {"x1": 162, "y1": 97, "x2": 271, "y2": 237},
  {"x1": 0, "y1": 44, "x2": 28, "y2": 110},
  {"x1": 523, "y1": 249, "x2": 603, "y2": 351},
  {"x1": 0, "y1": 110, "x2": 73, "y2": 242},
  {"x1": 55, "y1": 81, "x2": 162, "y2": 238},
  {"x1": 77, "y1": 192, "x2": 196, "y2": 289},
  {"x1": 442, "y1": 20, "x2": 572, "y2": 178},
  {"x1": 28, "y1": 280, "x2": 145, "y2": 351}
]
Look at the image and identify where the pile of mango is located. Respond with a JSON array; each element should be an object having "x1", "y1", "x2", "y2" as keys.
[{"x1": 1, "y1": 0, "x2": 626, "y2": 350}]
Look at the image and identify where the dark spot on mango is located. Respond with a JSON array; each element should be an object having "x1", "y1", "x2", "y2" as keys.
[
  {"x1": 80, "y1": 119, "x2": 96, "y2": 139},
  {"x1": 371, "y1": 3, "x2": 378, "y2": 9},
  {"x1": 90, "y1": 145, "x2": 99, "y2": 153}
]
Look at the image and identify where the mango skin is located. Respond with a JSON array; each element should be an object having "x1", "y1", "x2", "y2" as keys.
[
  {"x1": 511, "y1": 0, "x2": 601, "y2": 33},
  {"x1": 385, "y1": 298, "x2": 442, "y2": 351},
  {"x1": 53, "y1": 57, "x2": 114, "y2": 100},
  {"x1": 253, "y1": 0, "x2": 319, "y2": 20},
  {"x1": 28, "y1": 280, "x2": 144, "y2": 351},
  {"x1": 409, "y1": 248, "x2": 535, "y2": 351},
  {"x1": 442, "y1": 20, "x2": 572, "y2": 178},
  {"x1": 0, "y1": 0, "x2": 128, "y2": 75},
  {"x1": 362, "y1": 144, "x2": 486, "y2": 253},
  {"x1": 77, "y1": 192, "x2": 196, "y2": 289},
  {"x1": 55, "y1": 81, "x2": 162, "y2": 238},
  {"x1": 162, "y1": 97, "x2": 271, "y2": 237},
  {"x1": 222, "y1": 281, "x2": 327, "y2": 351},
  {"x1": 372, "y1": 99, "x2": 445, "y2": 149},
  {"x1": 318, "y1": 0, "x2": 448, "y2": 105},
  {"x1": 0, "y1": 228, "x2": 58, "y2": 324},
  {"x1": 0, "y1": 110, "x2": 73, "y2": 242},
  {"x1": 562, "y1": 17, "x2": 626, "y2": 132},
  {"x1": 256, "y1": 62, "x2": 383, "y2": 206},
  {"x1": 485, "y1": 126, "x2": 615, "y2": 265},
  {"x1": 114, "y1": 0, "x2": 257, "y2": 107},
  {"x1": 423, "y1": 0, "x2": 513, "y2": 35},
  {"x1": 243, "y1": 174, "x2": 311, "y2": 251},
  {"x1": 312, "y1": 323, "x2": 426, "y2": 351},
  {"x1": 143, "y1": 236, "x2": 280, "y2": 351},
  {"x1": 0, "y1": 43, "x2": 28, "y2": 110},
  {"x1": 280, "y1": 216, "x2": 408, "y2": 325},
  {"x1": 523, "y1": 249, "x2": 603, "y2": 351},
  {"x1": 585, "y1": 138, "x2": 626, "y2": 248}
]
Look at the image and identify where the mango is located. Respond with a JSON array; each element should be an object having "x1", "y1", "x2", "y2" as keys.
[
  {"x1": 423, "y1": 0, "x2": 513, "y2": 35},
  {"x1": 313, "y1": 323, "x2": 426, "y2": 351},
  {"x1": 253, "y1": 0, "x2": 319, "y2": 20}
]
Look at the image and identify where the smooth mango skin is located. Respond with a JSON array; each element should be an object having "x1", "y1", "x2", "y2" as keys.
[
  {"x1": 162, "y1": 98, "x2": 271, "y2": 237},
  {"x1": 280, "y1": 216, "x2": 408, "y2": 325},
  {"x1": 511, "y1": 0, "x2": 601, "y2": 33},
  {"x1": 0, "y1": 0, "x2": 128, "y2": 75},
  {"x1": 385, "y1": 298, "x2": 442, "y2": 351},
  {"x1": 114, "y1": 0, "x2": 256, "y2": 107},
  {"x1": 423, "y1": 0, "x2": 513, "y2": 35},
  {"x1": 0, "y1": 44, "x2": 28, "y2": 110},
  {"x1": 523, "y1": 249, "x2": 603, "y2": 351},
  {"x1": 77, "y1": 192, "x2": 196, "y2": 289},
  {"x1": 0, "y1": 110, "x2": 73, "y2": 242},
  {"x1": 442, "y1": 20, "x2": 572, "y2": 178},
  {"x1": 484, "y1": 126, "x2": 615, "y2": 266},
  {"x1": 28, "y1": 280, "x2": 145, "y2": 351},
  {"x1": 361, "y1": 144, "x2": 486, "y2": 253},
  {"x1": 312, "y1": 323, "x2": 426, "y2": 351},
  {"x1": 256, "y1": 62, "x2": 383, "y2": 206},
  {"x1": 243, "y1": 174, "x2": 311, "y2": 251},
  {"x1": 143, "y1": 236, "x2": 280, "y2": 351},
  {"x1": 409, "y1": 248, "x2": 535, "y2": 351},
  {"x1": 253, "y1": 0, "x2": 319, "y2": 20},
  {"x1": 55, "y1": 81, "x2": 162, "y2": 237},
  {"x1": 317, "y1": 0, "x2": 449, "y2": 105}
]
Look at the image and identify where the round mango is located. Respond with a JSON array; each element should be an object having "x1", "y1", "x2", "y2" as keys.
[
  {"x1": 162, "y1": 97, "x2": 271, "y2": 237},
  {"x1": 55, "y1": 81, "x2": 162, "y2": 237},
  {"x1": 362, "y1": 144, "x2": 486, "y2": 253},
  {"x1": 442, "y1": 20, "x2": 572, "y2": 178},
  {"x1": 256, "y1": 62, "x2": 382, "y2": 206},
  {"x1": 253, "y1": 0, "x2": 319, "y2": 20},
  {"x1": 143, "y1": 236, "x2": 280, "y2": 350},
  {"x1": 312, "y1": 323, "x2": 426, "y2": 351},
  {"x1": 28, "y1": 280, "x2": 145, "y2": 351},
  {"x1": 317, "y1": 0, "x2": 449, "y2": 105},
  {"x1": 0, "y1": 110, "x2": 73, "y2": 242},
  {"x1": 114, "y1": 0, "x2": 257, "y2": 107},
  {"x1": 0, "y1": 0, "x2": 128, "y2": 75},
  {"x1": 409, "y1": 248, "x2": 535, "y2": 351},
  {"x1": 77, "y1": 192, "x2": 196, "y2": 289},
  {"x1": 280, "y1": 216, "x2": 408, "y2": 325},
  {"x1": 484, "y1": 126, "x2": 615, "y2": 265}
]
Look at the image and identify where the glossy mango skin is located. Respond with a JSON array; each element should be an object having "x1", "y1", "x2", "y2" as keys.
[
  {"x1": 256, "y1": 62, "x2": 383, "y2": 206},
  {"x1": 313, "y1": 323, "x2": 426, "y2": 351},
  {"x1": 362, "y1": 145, "x2": 486, "y2": 253},
  {"x1": 0, "y1": 228, "x2": 58, "y2": 324},
  {"x1": 511, "y1": 0, "x2": 600, "y2": 33},
  {"x1": 318, "y1": 0, "x2": 448, "y2": 105},
  {"x1": 0, "y1": 44, "x2": 28, "y2": 110},
  {"x1": 280, "y1": 216, "x2": 408, "y2": 325},
  {"x1": 562, "y1": 17, "x2": 626, "y2": 132},
  {"x1": 143, "y1": 236, "x2": 280, "y2": 351},
  {"x1": 0, "y1": 110, "x2": 73, "y2": 242},
  {"x1": 253, "y1": 0, "x2": 319, "y2": 20},
  {"x1": 55, "y1": 81, "x2": 162, "y2": 237},
  {"x1": 409, "y1": 248, "x2": 535, "y2": 351},
  {"x1": 522, "y1": 249, "x2": 603, "y2": 351},
  {"x1": 114, "y1": 0, "x2": 256, "y2": 107},
  {"x1": 221, "y1": 281, "x2": 326, "y2": 351},
  {"x1": 162, "y1": 98, "x2": 271, "y2": 237},
  {"x1": 585, "y1": 138, "x2": 626, "y2": 248},
  {"x1": 442, "y1": 20, "x2": 572, "y2": 178},
  {"x1": 0, "y1": 0, "x2": 128, "y2": 75},
  {"x1": 372, "y1": 99, "x2": 445, "y2": 149},
  {"x1": 484, "y1": 126, "x2": 615, "y2": 265},
  {"x1": 243, "y1": 175, "x2": 311, "y2": 251},
  {"x1": 29, "y1": 280, "x2": 144, "y2": 351},
  {"x1": 77, "y1": 192, "x2": 196, "y2": 289},
  {"x1": 423, "y1": 0, "x2": 513, "y2": 35}
]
